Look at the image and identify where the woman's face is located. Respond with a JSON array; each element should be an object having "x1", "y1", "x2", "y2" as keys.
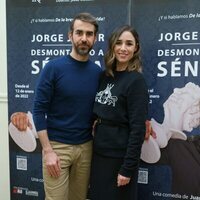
[{"x1": 114, "y1": 31, "x2": 137, "y2": 67}]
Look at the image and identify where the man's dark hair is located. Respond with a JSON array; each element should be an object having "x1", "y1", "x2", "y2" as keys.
[{"x1": 69, "y1": 12, "x2": 98, "y2": 34}]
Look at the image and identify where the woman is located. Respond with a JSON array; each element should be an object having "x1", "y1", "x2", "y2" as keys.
[{"x1": 89, "y1": 25, "x2": 149, "y2": 200}]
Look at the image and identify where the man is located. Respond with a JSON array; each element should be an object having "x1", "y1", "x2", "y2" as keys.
[{"x1": 12, "y1": 12, "x2": 102, "y2": 200}]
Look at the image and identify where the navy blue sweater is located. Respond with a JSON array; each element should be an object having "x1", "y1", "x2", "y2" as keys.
[{"x1": 33, "y1": 55, "x2": 102, "y2": 144}]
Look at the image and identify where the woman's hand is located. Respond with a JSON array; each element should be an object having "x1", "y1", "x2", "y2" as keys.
[{"x1": 117, "y1": 174, "x2": 130, "y2": 187}]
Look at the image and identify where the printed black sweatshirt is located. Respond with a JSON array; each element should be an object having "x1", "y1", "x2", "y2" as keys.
[{"x1": 93, "y1": 70, "x2": 149, "y2": 177}]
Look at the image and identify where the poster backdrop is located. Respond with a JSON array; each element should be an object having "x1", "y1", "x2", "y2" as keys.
[
  {"x1": 7, "y1": 0, "x2": 200, "y2": 199},
  {"x1": 6, "y1": 0, "x2": 131, "y2": 199},
  {"x1": 132, "y1": 0, "x2": 200, "y2": 199}
]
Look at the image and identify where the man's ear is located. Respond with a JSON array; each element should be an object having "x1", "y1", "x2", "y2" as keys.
[
  {"x1": 94, "y1": 34, "x2": 97, "y2": 43},
  {"x1": 68, "y1": 31, "x2": 72, "y2": 42}
]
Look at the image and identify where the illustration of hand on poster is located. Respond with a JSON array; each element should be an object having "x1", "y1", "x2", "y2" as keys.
[{"x1": 9, "y1": 111, "x2": 38, "y2": 152}]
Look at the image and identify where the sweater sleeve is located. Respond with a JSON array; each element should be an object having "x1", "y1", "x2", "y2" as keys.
[
  {"x1": 119, "y1": 76, "x2": 149, "y2": 177},
  {"x1": 33, "y1": 63, "x2": 55, "y2": 132}
]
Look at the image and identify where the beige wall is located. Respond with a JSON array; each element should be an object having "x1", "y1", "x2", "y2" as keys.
[{"x1": 0, "y1": 0, "x2": 10, "y2": 199}]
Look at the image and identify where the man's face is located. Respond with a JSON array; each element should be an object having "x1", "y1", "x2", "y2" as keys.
[{"x1": 68, "y1": 19, "x2": 96, "y2": 60}]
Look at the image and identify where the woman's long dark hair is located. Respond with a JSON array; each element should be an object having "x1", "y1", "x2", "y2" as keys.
[{"x1": 105, "y1": 25, "x2": 142, "y2": 77}]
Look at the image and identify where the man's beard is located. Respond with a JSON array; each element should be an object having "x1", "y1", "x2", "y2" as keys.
[{"x1": 75, "y1": 43, "x2": 92, "y2": 56}]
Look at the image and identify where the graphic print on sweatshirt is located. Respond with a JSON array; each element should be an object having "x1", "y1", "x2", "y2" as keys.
[{"x1": 95, "y1": 84, "x2": 118, "y2": 107}]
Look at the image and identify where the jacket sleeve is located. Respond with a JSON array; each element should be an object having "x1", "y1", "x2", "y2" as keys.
[{"x1": 119, "y1": 75, "x2": 149, "y2": 177}]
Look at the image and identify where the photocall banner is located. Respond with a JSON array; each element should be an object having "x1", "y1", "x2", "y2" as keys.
[
  {"x1": 7, "y1": 0, "x2": 200, "y2": 199},
  {"x1": 132, "y1": 0, "x2": 200, "y2": 199},
  {"x1": 6, "y1": 0, "x2": 131, "y2": 199}
]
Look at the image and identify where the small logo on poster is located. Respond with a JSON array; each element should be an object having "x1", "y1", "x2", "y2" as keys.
[
  {"x1": 32, "y1": 0, "x2": 41, "y2": 3},
  {"x1": 12, "y1": 187, "x2": 23, "y2": 194},
  {"x1": 25, "y1": 190, "x2": 39, "y2": 197}
]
